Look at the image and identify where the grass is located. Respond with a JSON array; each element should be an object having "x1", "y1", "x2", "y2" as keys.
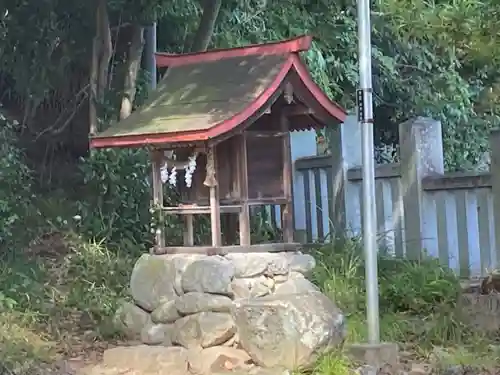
[
  {"x1": 0, "y1": 312, "x2": 56, "y2": 372},
  {"x1": 0, "y1": 232, "x2": 136, "y2": 371},
  {"x1": 312, "y1": 238, "x2": 467, "y2": 344},
  {"x1": 0, "y1": 232, "x2": 498, "y2": 374},
  {"x1": 308, "y1": 238, "x2": 500, "y2": 373},
  {"x1": 311, "y1": 351, "x2": 354, "y2": 375}
]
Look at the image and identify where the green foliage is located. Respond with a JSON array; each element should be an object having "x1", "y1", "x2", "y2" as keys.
[
  {"x1": 249, "y1": 207, "x2": 281, "y2": 243},
  {"x1": 0, "y1": 235, "x2": 133, "y2": 322},
  {"x1": 379, "y1": 256, "x2": 461, "y2": 315},
  {"x1": 311, "y1": 238, "x2": 468, "y2": 346},
  {"x1": 377, "y1": 0, "x2": 500, "y2": 169},
  {"x1": 381, "y1": 0, "x2": 500, "y2": 65},
  {"x1": 2, "y1": 0, "x2": 499, "y2": 173},
  {"x1": 207, "y1": 0, "x2": 500, "y2": 170},
  {"x1": 0, "y1": 233, "x2": 135, "y2": 370},
  {"x1": 76, "y1": 148, "x2": 153, "y2": 247},
  {"x1": 0, "y1": 0, "x2": 91, "y2": 99},
  {"x1": 311, "y1": 351, "x2": 354, "y2": 375},
  {"x1": 107, "y1": 0, "x2": 187, "y2": 24},
  {"x1": 0, "y1": 110, "x2": 34, "y2": 245},
  {"x1": 59, "y1": 236, "x2": 135, "y2": 327},
  {"x1": 0, "y1": 313, "x2": 56, "y2": 372}
]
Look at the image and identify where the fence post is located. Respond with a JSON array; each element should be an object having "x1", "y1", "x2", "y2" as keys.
[
  {"x1": 399, "y1": 117, "x2": 444, "y2": 259},
  {"x1": 291, "y1": 130, "x2": 319, "y2": 242},
  {"x1": 327, "y1": 115, "x2": 363, "y2": 238},
  {"x1": 490, "y1": 130, "x2": 500, "y2": 268}
]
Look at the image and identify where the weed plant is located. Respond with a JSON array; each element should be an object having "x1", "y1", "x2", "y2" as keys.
[{"x1": 309, "y1": 237, "x2": 500, "y2": 373}]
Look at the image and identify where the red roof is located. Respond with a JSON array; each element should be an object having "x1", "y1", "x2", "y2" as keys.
[
  {"x1": 90, "y1": 36, "x2": 347, "y2": 149},
  {"x1": 155, "y1": 35, "x2": 314, "y2": 67}
]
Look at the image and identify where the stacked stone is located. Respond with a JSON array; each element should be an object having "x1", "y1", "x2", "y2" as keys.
[{"x1": 114, "y1": 251, "x2": 345, "y2": 371}]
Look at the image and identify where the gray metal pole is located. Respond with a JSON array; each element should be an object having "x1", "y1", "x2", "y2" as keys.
[
  {"x1": 145, "y1": 23, "x2": 157, "y2": 90},
  {"x1": 356, "y1": 0, "x2": 380, "y2": 343}
]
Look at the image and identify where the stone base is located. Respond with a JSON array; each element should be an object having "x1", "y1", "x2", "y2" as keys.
[
  {"x1": 346, "y1": 342, "x2": 399, "y2": 368},
  {"x1": 112, "y1": 250, "x2": 346, "y2": 371},
  {"x1": 81, "y1": 345, "x2": 292, "y2": 375},
  {"x1": 152, "y1": 243, "x2": 303, "y2": 256}
]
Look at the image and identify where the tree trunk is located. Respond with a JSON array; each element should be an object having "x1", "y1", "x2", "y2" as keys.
[
  {"x1": 89, "y1": 37, "x2": 99, "y2": 135},
  {"x1": 96, "y1": 0, "x2": 112, "y2": 100},
  {"x1": 190, "y1": 0, "x2": 222, "y2": 53},
  {"x1": 89, "y1": 0, "x2": 112, "y2": 135},
  {"x1": 119, "y1": 25, "x2": 145, "y2": 120},
  {"x1": 116, "y1": 0, "x2": 221, "y2": 122}
]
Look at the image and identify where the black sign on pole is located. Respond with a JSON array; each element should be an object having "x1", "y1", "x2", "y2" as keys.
[{"x1": 356, "y1": 89, "x2": 364, "y2": 122}]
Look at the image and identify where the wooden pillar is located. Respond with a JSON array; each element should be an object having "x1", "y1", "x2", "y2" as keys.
[
  {"x1": 209, "y1": 186, "x2": 221, "y2": 247},
  {"x1": 280, "y1": 112, "x2": 294, "y2": 242},
  {"x1": 151, "y1": 149, "x2": 165, "y2": 249},
  {"x1": 183, "y1": 215, "x2": 194, "y2": 246},
  {"x1": 205, "y1": 146, "x2": 221, "y2": 247},
  {"x1": 238, "y1": 133, "x2": 251, "y2": 245},
  {"x1": 490, "y1": 130, "x2": 500, "y2": 267}
]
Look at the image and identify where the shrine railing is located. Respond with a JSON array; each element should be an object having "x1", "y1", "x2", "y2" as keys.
[{"x1": 290, "y1": 117, "x2": 500, "y2": 279}]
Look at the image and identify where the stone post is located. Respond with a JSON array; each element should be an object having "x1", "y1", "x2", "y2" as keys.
[
  {"x1": 490, "y1": 130, "x2": 500, "y2": 267},
  {"x1": 291, "y1": 130, "x2": 318, "y2": 242},
  {"x1": 399, "y1": 117, "x2": 444, "y2": 259},
  {"x1": 326, "y1": 114, "x2": 363, "y2": 238}
]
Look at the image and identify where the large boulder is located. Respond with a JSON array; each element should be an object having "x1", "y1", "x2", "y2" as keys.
[
  {"x1": 286, "y1": 253, "x2": 316, "y2": 275},
  {"x1": 181, "y1": 257, "x2": 234, "y2": 295},
  {"x1": 172, "y1": 312, "x2": 236, "y2": 349},
  {"x1": 175, "y1": 292, "x2": 233, "y2": 315},
  {"x1": 232, "y1": 291, "x2": 346, "y2": 369},
  {"x1": 230, "y1": 276, "x2": 274, "y2": 299},
  {"x1": 130, "y1": 254, "x2": 177, "y2": 311},
  {"x1": 274, "y1": 277, "x2": 320, "y2": 295},
  {"x1": 225, "y1": 253, "x2": 287, "y2": 278},
  {"x1": 113, "y1": 301, "x2": 151, "y2": 338},
  {"x1": 171, "y1": 254, "x2": 205, "y2": 295},
  {"x1": 151, "y1": 300, "x2": 181, "y2": 324},
  {"x1": 140, "y1": 322, "x2": 173, "y2": 345}
]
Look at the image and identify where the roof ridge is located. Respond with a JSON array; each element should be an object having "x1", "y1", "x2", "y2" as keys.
[{"x1": 155, "y1": 35, "x2": 312, "y2": 68}]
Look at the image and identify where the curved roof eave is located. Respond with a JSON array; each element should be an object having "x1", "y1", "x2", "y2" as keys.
[
  {"x1": 89, "y1": 53, "x2": 348, "y2": 149},
  {"x1": 155, "y1": 36, "x2": 313, "y2": 68},
  {"x1": 202, "y1": 55, "x2": 348, "y2": 140},
  {"x1": 90, "y1": 58, "x2": 295, "y2": 149},
  {"x1": 289, "y1": 54, "x2": 347, "y2": 124}
]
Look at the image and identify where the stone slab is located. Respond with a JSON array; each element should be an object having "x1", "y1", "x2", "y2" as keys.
[
  {"x1": 346, "y1": 342, "x2": 399, "y2": 368},
  {"x1": 152, "y1": 243, "x2": 303, "y2": 255}
]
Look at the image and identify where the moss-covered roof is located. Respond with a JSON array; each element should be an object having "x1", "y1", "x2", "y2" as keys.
[
  {"x1": 92, "y1": 54, "x2": 287, "y2": 141},
  {"x1": 89, "y1": 36, "x2": 347, "y2": 148}
]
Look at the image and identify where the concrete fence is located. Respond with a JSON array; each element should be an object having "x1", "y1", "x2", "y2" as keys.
[{"x1": 287, "y1": 116, "x2": 500, "y2": 278}]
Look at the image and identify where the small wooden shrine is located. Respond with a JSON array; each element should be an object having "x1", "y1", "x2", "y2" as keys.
[{"x1": 90, "y1": 36, "x2": 347, "y2": 254}]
